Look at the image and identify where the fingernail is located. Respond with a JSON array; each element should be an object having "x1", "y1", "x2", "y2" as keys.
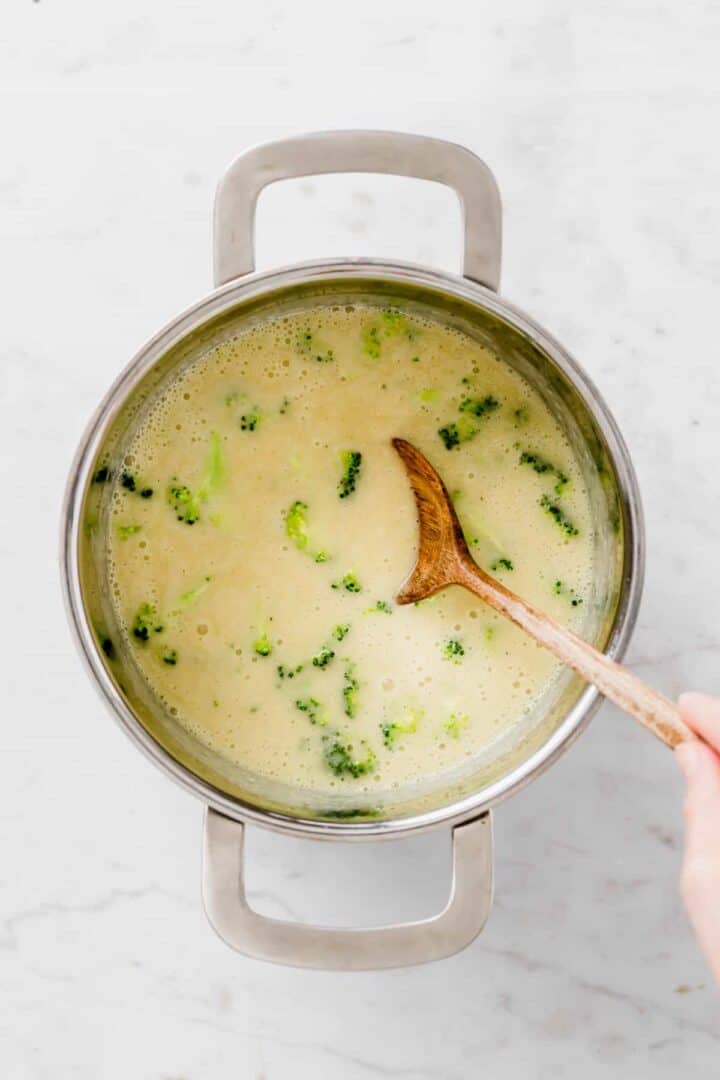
[
  {"x1": 678, "y1": 691, "x2": 715, "y2": 710},
  {"x1": 676, "y1": 742, "x2": 703, "y2": 781}
]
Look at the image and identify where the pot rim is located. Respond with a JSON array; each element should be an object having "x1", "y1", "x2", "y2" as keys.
[{"x1": 61, "y1": 256, "x2": 645, "y2": 840}]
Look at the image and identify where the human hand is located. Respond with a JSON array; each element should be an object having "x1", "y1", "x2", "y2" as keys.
[{"x1": 676, "y1": 692, "x2": 720, "y2": 987}]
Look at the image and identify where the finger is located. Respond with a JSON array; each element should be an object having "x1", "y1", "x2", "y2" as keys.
[
  {"x1": 678, "y1": 692, "x2": 720, "y2": 752},
  {"x1": 676, "y1": 740, "x2": 720, "y2": 986}
]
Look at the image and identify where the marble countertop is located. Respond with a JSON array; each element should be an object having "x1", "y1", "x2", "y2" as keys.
[{"x1": 2, "y1": 1, "x2": 719, "y2": 1076}]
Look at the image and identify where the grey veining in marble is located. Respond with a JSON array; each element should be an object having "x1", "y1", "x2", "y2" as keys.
[{"x1": 1, "y1": 0, "x2": 719, "y2": 1076}]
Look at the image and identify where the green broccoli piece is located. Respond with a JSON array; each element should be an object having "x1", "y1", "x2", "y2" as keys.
[
  {"x1": 342, "y1": 663, "x2": 359, "y2": 718},
  {"x1": 442, "y1": 639, "x2": 465, "y2": 664},
  {"x1": 438, "y1": 422, "x2": 461, "y2": 450},
  {"x1": 240, "y1": 412, "x2": 260, "y2": 431},
  {"x1": 365, "y1": 600, "x2": 393, "y2": 614},
  {"x1": 382, "y1": 706, "x2": 424, "y2": 748},
  {"x1": 439, "y1": 393, "x2": 500, "y2": 450},
  {"x1": 92, "y1": 466, "x2": 110, "y2": 484},
  {"x1": 332, "y1": 624, "x2": 351, "y2": 642},
  {"x1": 312, "y1": 645, "x2": 336, "y2": 669},
  {"x1": 253, "y1": 633, "x2": 272, "y2": 657},
  {"x1": 381, "y1": 307, "x2": 407, "y2": 334},
  {"x1": 361, "y1": 325, "x2": 381, "y2": 358},
  {"x1": 540, "y1": 495, "x2": 579, "y2": 537},
  {"x1": 116, "y1": 524, "x2": 142, "y2": 539},
  {"x1": 132, "y1": 603, "x2": 163, "y2": 643},
  {"x1": 120, "y1": 470, "x2": 153, "y2": 499},
  {"x1": 332, "y1": 572, "x2": 362, "y2": 593},
  {"x1": 490, "y1": 557, "x2": 514, "y2": 572},
  {"x1": 277, "y1": 662, "x2": 304, "y2": 680},
  {"x1": 552, "y1": 580, "x2": 584, "y2": 607},
  {"x1": 459, "y1": 394, "x2": 500, "y2": 419},
  {"x1": 322, "y1": 736, "x2": 375, "y2": 778},
  {"x1": 338, "y1": 450, "x2": 363, "y2": 499},
  {"x1": 285, "y1": 500, "x2": 310, "y2": 549},
  {"x1": 295, "y1": 698, "x2": 327, "y2": 726},
  {"x1": 177, "y1": 576, "x2": 212, "y2": 609},
  {"x1": 162, "y1": 647, "x2": 178, "y2": 665},
  {"x1": 297, "y1": 330, "x2": 334, "y2": 363},
  {"x1": 284, "y1": 500, "x2": 330, "y2": 562},
  {"x1": 100, "y1": 636, "x2": 115, "y2": 659},
  {"x1": 519, "y1": 450, "x2": 569, "y2": 496},
  {"x1": 443, "y1": 712, "x2": 470, "y2": 739},
  {"x1": 167, "y1": 432, "x2": 225, "y2": 525},
  {"x1": 168, "y1": 482, "x2": 201, "y2": 524}
]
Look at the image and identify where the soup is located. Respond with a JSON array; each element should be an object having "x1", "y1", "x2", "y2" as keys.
[{"x1": 104, "y1": 304, "x2": 594, "y2": 798}]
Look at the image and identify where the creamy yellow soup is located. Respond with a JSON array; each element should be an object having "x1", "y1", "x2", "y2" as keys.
[{"x1": 106, "y1": 304, "x2": 594, "y2": 797}]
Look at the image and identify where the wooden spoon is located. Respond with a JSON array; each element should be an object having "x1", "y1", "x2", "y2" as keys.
[{"x1": 392, "y1": 437, "x2": 693, "y2": 749}]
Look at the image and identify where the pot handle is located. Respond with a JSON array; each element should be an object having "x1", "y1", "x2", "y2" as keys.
[
  {"x1": 202, "y1": 808, "x2": 493, "y2": 970},
  {"x1": 214, "y1": 130, "x2": 502, "y2": 290}
]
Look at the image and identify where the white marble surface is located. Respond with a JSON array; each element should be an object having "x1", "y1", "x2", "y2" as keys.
[{"x1": 1, "y1": 0, "x2": 719, "y2": 1075}]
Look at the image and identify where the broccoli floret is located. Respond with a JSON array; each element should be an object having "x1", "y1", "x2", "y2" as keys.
[
  {"x1": 365, "y1": 600, "x2": 393, "y2": 614},
  {"x1": 132, "y1": 603, "x2": 163, "y2": 643},
  {"x1": 177, "y1": 576, "x2": 212, "y2": 609},
  {"x1": 382, "y1": 706, "x2": 424, "y2": 748},
  {"x1": 439, "y1": 393, "x2": 500, "y2": 450},
  {"x1": 120, "y1": 471, "x2": 136, "y2": 492},
  {"x1": 285, "y1": 499, "x2": 311, "y2": 550},
  {"x1": 338, "y1": 450, "x2": 363, "y2": 499},
  {"x1": 540, "y1": 495, "x2": 579, "y2": 537},
  {"x1": 295, "y1": 697, "x2": 327, "y2": 726},
  {"x1": 240, "y1": 412, "x2": 260, "y2": 431},
  {"x1": 438, "y1": 423, "x2": 461, "y2": 450},
  {"x1": 139, "y1": 487, "x2": 154, "y2": 499},
  {"x1": 312, "y1": 645, "x2": 336, "y2": 669},
  {"x1": 342, "y1": 663, "x2": 359, "y2": 718},
  {"x1": 459, "y1": 394, "x2": 500, "y2": 419},
  {"x1": 361, "y1": 325, "x2": 381, "y2": 358},
  {"x1": 168, "y1": 482, "x2": 201, "y2": 524},
  {"x1": 322, "y1": 736, "x2": 374, "y2": 778},
  {"x1": 332, "y1": 572, "x2": 362, "y2": 593},
  {"x1": 277, "y1": 662, "x2": 304, "y2": 680},
  {"x1": 284, "y1": 500, "x2": 330, "y2": 562},
  {"x1": 442, "y1": 639, "x2": 465, "y2": 663},
  {"x1": 167, "y1": 433, "x2": 225, "y2": 525},
  {"x1": 162, "y1": 647, "x2": 178, "y2": 665},
  {"x1": 552, "y1": 580, "x2": 584, "y2": 607},
  {"x1": 253, "y1": 633, "x2": 272, "y2": 657},
  {"x1": 519, "y1": 450, "x2": 570, "y2": 496},
  {"x1": 297, "y1": 330, "x2": 334, "y2": 363},
  {"x1": 92, "y1": 466, "x2": 110, "y2": 484},
  {"x1": 100, "y1": 636, "x2": 115, "y2": 659},
  {"x1": 443, "y1": 712, "x2": 470, "y2": 739},
  {"x1": 381, "y1": 307, "x2": 407, "y2": 333},
  {"x1": 116, "y1": 524, "x2": 142, "y2": 539},
  {"x1": 332, "y1": 624, "x2": 350, "y2": 642},
  {"x1": 490, "y1": 557, "x2": 514, "y2": 572}
]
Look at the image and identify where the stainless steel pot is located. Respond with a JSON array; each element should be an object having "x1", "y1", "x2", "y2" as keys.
[{"x1": 61, "y1": 131, "x2": 644, "y2": 970}]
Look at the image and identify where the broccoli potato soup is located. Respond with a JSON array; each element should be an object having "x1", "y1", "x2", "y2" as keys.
[{"x1": 106, "y1": 304, "x2": 594, "y2": 798}]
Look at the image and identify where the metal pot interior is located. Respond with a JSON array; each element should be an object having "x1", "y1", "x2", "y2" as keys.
[{"x1": 73, "y1": 272, "x2": 635, "y2": 826}]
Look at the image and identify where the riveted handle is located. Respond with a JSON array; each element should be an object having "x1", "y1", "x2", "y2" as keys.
[
  {"x1": 202, "y1": 808, "x2": 493, "y2": 970},
  {"x1": 213, "y1": 130, "x2": 502, "y2": 290}
]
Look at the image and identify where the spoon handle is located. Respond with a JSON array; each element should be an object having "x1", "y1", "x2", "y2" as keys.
[{"x1": 457, "y1": 561, "x2": 693, "y2": 749}]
